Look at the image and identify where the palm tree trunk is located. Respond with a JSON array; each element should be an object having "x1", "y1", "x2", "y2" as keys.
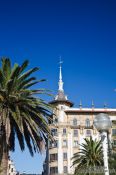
[
  {"x1": 0, "y1": 150, "x2": 8, "y2": 175},
  {"x1": 0, "y1": 127, "x2": 8, "y2": 175}
]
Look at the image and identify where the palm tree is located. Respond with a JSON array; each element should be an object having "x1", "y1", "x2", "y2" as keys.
[
  {"x1": 0, "y1": 58, "x2": 53, "y2": 174},
  {"x1": 72, "y1": 136, "x2": 103, "y2": 175}
]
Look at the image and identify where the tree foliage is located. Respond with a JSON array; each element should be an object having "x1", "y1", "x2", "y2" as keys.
[
  {"x1": 72, "y1": 136, "x2": 103, "y2": 175},
  {"x1": 0, "y1": 58, "x2": 53, "y2": 157}
]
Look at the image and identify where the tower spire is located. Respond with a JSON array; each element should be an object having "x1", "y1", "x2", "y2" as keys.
[
  {"x1": 58, "y1": 58, "x2": 64, "y2": 91},
  {"x1": 49, "y1": 58, "x2": 73, "y2": 107}
]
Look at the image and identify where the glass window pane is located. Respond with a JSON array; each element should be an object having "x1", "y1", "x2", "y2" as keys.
[
  {"x1": 74, "y1": 140, "x2": 78, "y2": 147},
  {"x1": 50, "y1": 154, "x2": 58, "y2": 161},
  {"x1": 64, "y1": 166, "x2": 67, "y2": 173},
  {"x1": 112, "y1": 129, "x2": 116, "y2": 136},
  {"x1": 63, "y1": 153, "x2": 67, "y2": 160},
  {"x1": 50, "y1": 167, "x2": 58, "y2": 174},
  {"x1": 51, "y1": 128, "x2": 57, "y2": 136},
  {"x1": 63, "y1": 140, "x2": 67, "y2": 147},
  {"x1": 74, "y1": 129, "x2": 78, "y2": 136},
  {"x1": 63, "y1": 128, "x2": 66, "y2": 134},
  {"x1": 86, "y1": 129, "x2": 91, "y2": 136},
  {"x1": 85, "y1": 118, "x2": 90, "y2": 127},
  {"x1": 73, "y1": 118, "x2": 77, "y2": 126}
]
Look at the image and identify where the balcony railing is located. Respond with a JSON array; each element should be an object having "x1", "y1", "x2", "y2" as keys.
[
  {"x1": 49, "y1": 121, "x2": 93, "y2": 129},
  {"x1": 49, "y1": 145, "x2": 58, "y2": 149},
  {"x1": 49, "y1": 159, "x2": 58, "y2": 163},
  {"x1": 49, "y1": 173, "x2": 71, "y2": 175}
]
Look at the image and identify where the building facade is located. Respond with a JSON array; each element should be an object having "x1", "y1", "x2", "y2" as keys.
[
  {"x1": 8, "y1": 158, "x2": 17, "y2": 175},
  {"x1": 47, "y1": 63, "x2": 116, "y2": 175}
]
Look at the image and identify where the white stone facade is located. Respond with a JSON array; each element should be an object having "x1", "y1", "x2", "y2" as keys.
[
  {"x1": 8, "y1": 159, "x2": 17, "y2": 175},
  {"x1": 47, "y1": 64, "x2": 116, "y2": 175},
  {"x1": 48, "y1": 105, "x2": 116, "y2": 175}
]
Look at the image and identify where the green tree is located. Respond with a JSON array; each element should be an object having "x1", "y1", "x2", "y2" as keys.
[
  {"x1": 109, "y1": 152, "x2": 116, "y2": 174},
  {"x1": 108, "y1": 120, "x2": 116, "y2": 174},
  {"x1": 108, "y1": 141, "x2": 116, "y2": 175},
  {"x1": 72, "y1": 136, "x2": 103, "y2": 175},
  {"x1": 0, "y1": 58, "x2": 53, "y2": 174}
]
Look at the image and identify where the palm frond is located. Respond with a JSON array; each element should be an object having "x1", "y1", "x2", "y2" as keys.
[
  {"x1": 0, "y1": 58, "x2": 53, "y2": 157},
  {"x1": 1, "y1": 58, "x2": 11, "y2": 80},
  {"x1": 72, "y1": 136, "x2": 103, "y2": 175}
]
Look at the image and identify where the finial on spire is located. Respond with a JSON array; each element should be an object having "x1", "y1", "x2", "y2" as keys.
[
  {"x1": 91, "y1": 100, "x2": 94, "y2": 108},
  {"x1": 79, "y1": 100, "x2": 82, "y2": 109},
  {"x1": 58, "y1": 57, "x2": 64, "y2": 91},
  {"x1": 104, "y1": 102, "x2": 107, "y2": 109},
  {"x1": 59, "y1": 56, "x2": 63, "y2": 67}
]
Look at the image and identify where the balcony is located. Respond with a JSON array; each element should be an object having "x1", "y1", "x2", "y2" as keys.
[
  {"x1": 49, "y1": 121, "x2": 93, "y2": 130},
  {"x1": 70, "y1": 124, "x2": 80, "y2": 129},
  {"x1": 49, "y1": 173, "x2": 71, "y2": 175},
  {"x1": 49, "y1": 159, "x2": 58, "y2": 163},
  {"x1": 84, "y1": 125, "x2": 93, "y2": 129}
]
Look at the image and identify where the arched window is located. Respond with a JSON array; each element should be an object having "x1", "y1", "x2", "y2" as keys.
[
  {"x1": 73, "y1": 118, "x2": 77, "y2": 126},
  {"x1": 85, "y1": 118, "x2": 90, "y2": 128}
]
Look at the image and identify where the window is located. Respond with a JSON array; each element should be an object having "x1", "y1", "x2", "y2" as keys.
[
  {"x1": 49, "y1": 140, "x2": 58, "y2": 148},
  {"x1": 63, "y1": 128, "x2": 66, "y2": 135},
  {"x1": 50, "y1": 154, "x2": 58, "y2": 161},
  {"x1": 49, "y1": 141, "x2": 52, "y2": 147},
  {"x1": 64, "y1": 166, "x2": 68, "y2": 173},
  {"x1": 50, "y1": 167, "x2": 58, "y2": 174},
  {"x1": 51, "y1": 128, "x2": 57, "y2": 136},
  {"x1": 112, "y1": 129, "x2": 116, "y2": 136},
  {"x1": 74, "y1": 140, "x2": 78, "y2": 147},
  {"x1": 61, "y1": 105, "x2": 64, "y2": 110},
  {"x1": 113, "y1": 140, "x2": 116, "y2": 146},
  {"x1": 54, "y1": 140, "x2": 58, "y2": 147},
  {"x1": 63, "y1": 153, "x2": 67, "y2": 160},
  {"x1": 85, "y1": 118, "x2": 90, "y2": 128},
  {"x1": 73, "y1": 118, "x2": 77, "y2": 126},
  {"x1": 9, "y1": 164, "x2": 11, "y2": 169},
  {"x1": 74, "y1": 129, "x2": 78, "y2": 137},
  {"x1": 86, "y1": 130, "x2": 91, "y2": 136},
  {"x1": 112, "y1": 120, "x2": 116, "y2": 125},
  {"x1": 54, "y1": 118, "x2": 58, "y2": 123},
  {"x1": 63, "y1": 140, "x2": 67, "y2": 147}
]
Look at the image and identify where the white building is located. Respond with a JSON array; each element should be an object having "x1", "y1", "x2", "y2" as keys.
[
  {"x1": 8, "y1": 158, "x2": 17, "y2": 175},
  {"x1": 45, "y1": 63, "x2": 116, "y2": 175}
]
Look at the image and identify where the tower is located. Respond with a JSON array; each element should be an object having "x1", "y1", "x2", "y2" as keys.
[{"x1": 48, "y1": 61, "x2": 73, "y2": 175}]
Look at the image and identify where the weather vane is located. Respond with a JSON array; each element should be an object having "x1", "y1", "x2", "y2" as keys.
[{"x1": 59, "y1": 56, "x2": 63, "y2": 66}]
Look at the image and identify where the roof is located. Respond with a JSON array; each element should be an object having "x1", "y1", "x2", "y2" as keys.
[
  {"x1": 65, "y1": 108, "x2": 116, "y2": 114},
  {"x1": 49, "y1": 90, "x2": 74, "y2": 107}
]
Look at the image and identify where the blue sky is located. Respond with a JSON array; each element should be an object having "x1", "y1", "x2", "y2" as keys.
[{"x1": 0, "y1": 0, "x2": 116, "y2": 173}]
